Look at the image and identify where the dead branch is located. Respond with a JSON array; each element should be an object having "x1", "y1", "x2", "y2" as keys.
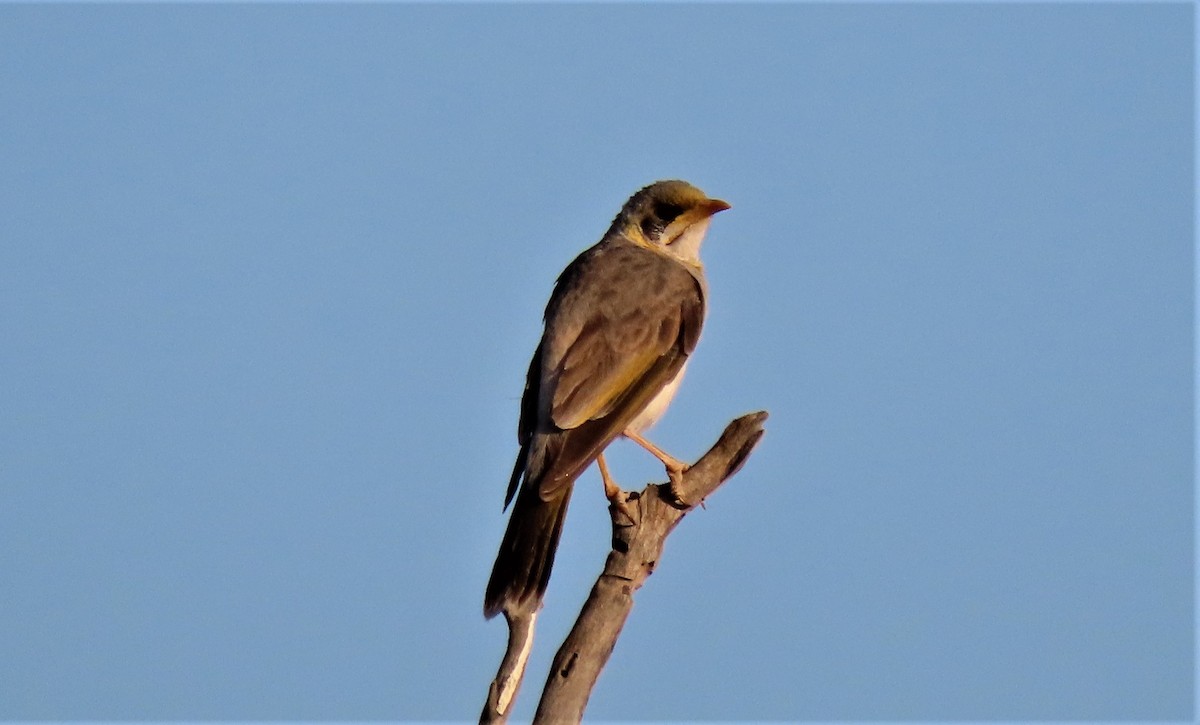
[
  {"x1": 480, "y1": 608, "x2": 536, "y2": 724},
  {"x1": 480, "y1": 410, "x2": 768, "y2": 724}
]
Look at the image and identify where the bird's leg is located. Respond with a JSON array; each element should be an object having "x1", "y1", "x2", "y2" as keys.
[
  {"x1": 624, "y1": 429, "x2": 688, "y2": 503},
  {"x1": 597, "y1": 453, "x2": 636, "y2": 524},
  {"x1": 596, "y1": 452, "x2": 622, "y2": 502}
]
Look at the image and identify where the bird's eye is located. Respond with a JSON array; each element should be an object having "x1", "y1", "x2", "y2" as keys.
[
  {"x1": 654, "y1": 202, "x2": 684, "y2": 223},
  {"x1": 640, "y1": 201, "x2": 684, "y2": 241}
]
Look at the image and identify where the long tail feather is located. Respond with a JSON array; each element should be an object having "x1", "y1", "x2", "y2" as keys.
[{"x1": 484, "y1": 485, "x2": 572, "y2": 619}]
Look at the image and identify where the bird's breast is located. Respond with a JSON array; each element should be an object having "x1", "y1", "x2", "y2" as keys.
[{"x1": 625, "y1": 361, "x2": 688, "y2": 433}]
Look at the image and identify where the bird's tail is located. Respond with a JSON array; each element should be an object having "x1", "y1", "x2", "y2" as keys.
[{"x1": 484, "y1": 484, "x2": 573, "y2": 619}]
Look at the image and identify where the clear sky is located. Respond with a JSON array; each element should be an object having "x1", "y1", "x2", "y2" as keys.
[{"x1": 0, "y1": 3, "x2": 1192, "y2": 722}]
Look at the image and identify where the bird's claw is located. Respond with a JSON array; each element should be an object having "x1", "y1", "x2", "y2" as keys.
[
  {"x1": 607, "y1": 489, "x2": 637, "y2": 525},
  {"x1": 663, "y1": 462, "x2": 690, "y2": 507}
]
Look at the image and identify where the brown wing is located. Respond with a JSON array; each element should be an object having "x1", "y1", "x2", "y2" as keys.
[
  {"x1": 532, "y1": 241, "x2": 705, "y2": 499},
  {"x1": 503, "y1": 340, "x2": 543, "y2": 509}
]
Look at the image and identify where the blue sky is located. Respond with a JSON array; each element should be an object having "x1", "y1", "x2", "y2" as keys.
[{"x1": 0, "y1": 3, "x2": 1192, "y2": 721}]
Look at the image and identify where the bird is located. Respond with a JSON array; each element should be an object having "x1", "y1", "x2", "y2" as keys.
[{"x1": 484, "y1": 180, "x2": 730, "y2": 620}]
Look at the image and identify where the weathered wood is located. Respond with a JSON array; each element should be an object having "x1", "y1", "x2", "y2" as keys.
[
  {"x1": 533, "y1": 411, "x2": 769, "y2": 722},
  {"x1": 479, "y1": 411, "x2": 767, "y2": 723},
  {"x1": 480, "y1": 609, "x2": 536, "y2": 724}
]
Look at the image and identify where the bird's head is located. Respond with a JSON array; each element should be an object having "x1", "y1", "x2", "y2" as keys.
[{"x1": 610, "y1": 180, "x2": 731, "y2": 263}]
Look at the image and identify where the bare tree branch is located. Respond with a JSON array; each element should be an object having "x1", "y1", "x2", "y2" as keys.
[
  {"x1": 480, "y1": 411, "x2": 767, "y2": 723},
  {"x1": 533, "y1": 410, "x2": 769, "y2": 722},
  {"x1": 480, "y1": 609, "x2": 536, "y2": 724}
]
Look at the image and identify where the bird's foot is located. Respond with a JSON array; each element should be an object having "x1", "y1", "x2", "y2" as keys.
[
  {"x1": 663, "y1": 461, "x2": 690, "y2": 507},
  {"x1": 605, "y1": 481, "x2": 637, "y2": 525},
  {"x1": 598, "y1": 452, "x2": 636, "y2": 524}
]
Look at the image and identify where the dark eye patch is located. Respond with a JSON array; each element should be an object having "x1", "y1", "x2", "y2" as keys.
[
  {"x1": 640, "y1": 201, "x2": 685, "y2": 240},
  {"x1": 640, "y1": 215, "x2": 665, "y2": 240},
  {"x1": 653, "y1": 202, "x2": 685, "y2": 223}
]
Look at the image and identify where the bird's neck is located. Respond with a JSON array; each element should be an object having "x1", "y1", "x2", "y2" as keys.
[{"x1": 666, "y1": 218, "x2": 711, "y2": 264}]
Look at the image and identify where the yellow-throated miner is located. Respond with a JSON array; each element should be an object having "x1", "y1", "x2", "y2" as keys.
[{"x1": 484, "y1": 180, "x2": 730, "y2": 619}]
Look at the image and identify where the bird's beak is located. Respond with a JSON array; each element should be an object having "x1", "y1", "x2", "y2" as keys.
[
  {"x1": 662, "y1": 196, "x2": 731, "y2": 249},
  {"x1": 701, "y1": 198, "x2": 732, "y2": 216}
]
